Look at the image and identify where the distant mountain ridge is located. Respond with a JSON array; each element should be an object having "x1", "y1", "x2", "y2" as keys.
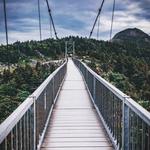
[{"x1": 112, "y1": 28, "x2": 150, "y2": 43}]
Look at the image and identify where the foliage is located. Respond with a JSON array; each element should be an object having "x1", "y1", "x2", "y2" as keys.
[
  {"x1": 0, "y1": 39, "x2": 64, "y2": 65},
  {"x1": 72, "y1": 36, "x2": 150, "y2": 111},
  {"x1": 0, "y1": 33, "x2": 149, "y2": 123},
  {"x1": 0, "y1": 62, "x2": 59, "y2": 123}
]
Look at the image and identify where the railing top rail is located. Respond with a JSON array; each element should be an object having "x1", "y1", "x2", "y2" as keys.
[
  {"x1": 0, "y1": 97, "x2": 33, "y2": 143},
  {"x1": 125, "y1": 97, "x2": 150, "y2": 126},
  {"x1": 77, "y1": 59, "x2": 150, "y2": 125},
  {"x1": 32, "y1": 61, "x2": 67, "y2": 99},
  {"x1": 81, "y1": 60, "x2": 128, "y2": 99},
  {"x1": 0, "y1": 60, "x2": 67, "y2": 143}
]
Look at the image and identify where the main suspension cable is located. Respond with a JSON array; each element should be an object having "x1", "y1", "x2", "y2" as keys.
[
  {"x1": 45, "y1": 0, "x2": 58, "y2": 39},
  {"x1": 110, "y1": 0, "x2": 116, "y2": 41},
  {"x1": 89, "y1": 0, "x2": 105, "y2": 39},
  {"x1": 38, "y1": 0, "x2": 42, "y2": 41}
]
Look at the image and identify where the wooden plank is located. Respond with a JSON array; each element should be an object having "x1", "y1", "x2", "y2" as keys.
[
  {"x1": 51, "y1": 115, "x2": 98, "y2": 119},
  {"x1": 44, "y1": 134, "x2": 107, "y2": 138},
  {"x1": 50, "y1": 120, "x2": 100, "y2": 124},
  {"x1": 43, "y1": 137, "x2": 108, "y2": 142},
  {"x1": 49, "y1": 124, "x2": 101, "y2": 127},
  {"x1": 62, "y1": 81, "x2": 86, "y2": 90},
  {"x1": 46, "y1": 130, "x2": 104, "y2": 134},
  {"x1": 41, "y1": 147, "x2": 113, "y2": 150},
  {"x1": 50, "y1": 116, "x2": 98, "y2": 120},
  {"x1": 42, "y1": 141, "x2": 112, "y2": 147}
]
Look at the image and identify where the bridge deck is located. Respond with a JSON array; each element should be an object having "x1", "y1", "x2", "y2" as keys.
[{"x1": 41, "y1": 59, "x2": 113, "y2": 150}]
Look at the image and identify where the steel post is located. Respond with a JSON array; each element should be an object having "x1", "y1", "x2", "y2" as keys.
[
  {"x1": 33, "y1": 96, "x2": 36, "y2": 150},
  {"x1": 93, "y1": 77, "x2": 96, "y2": 101},
  {"x1": 122, "y1": 98, "x2": 129, "y2": 150}
]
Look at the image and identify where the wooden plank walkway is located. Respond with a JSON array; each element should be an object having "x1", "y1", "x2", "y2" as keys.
[{"x1": 41, "y1": 59, "x2": 113, "y2": 150}]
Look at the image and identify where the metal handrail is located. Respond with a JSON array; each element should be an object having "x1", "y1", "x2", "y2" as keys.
[
  {"x1": 73, "y1": 58, "x2": 150, "y2": 150},
  {"x1": 81, "y1": 60, "x2": 150, "y2": 125},
  {"x1": 0, "y1": 61, "x2": 67, "y2": 149},
  {"x1": 82, "y1": 61, "x2": 128, "y2": 100},
  {"x1": 32, "y1": 63, "x2": 65, "y2": 99},
  {"x1": 125, "y1": 97, "x2": 150, "y2": 125},
  {"x1": 0, "y1": 97, "x2": 33, "y2": 144}
]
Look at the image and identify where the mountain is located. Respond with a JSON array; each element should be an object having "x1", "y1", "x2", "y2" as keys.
[{"x1": 112, "y1": 28, "x2": 150, "y2": 43}]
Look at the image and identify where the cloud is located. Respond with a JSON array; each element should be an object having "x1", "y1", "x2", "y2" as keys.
[
  {"x1": 0, "y1": 0, "x2": 150, "y2": 44},
  {"x1": 125, "y1": 0, "x2": 150, "y2": 20},
  {"x1": 54, "y1": 15, "x2": 86, "y2": 31}
]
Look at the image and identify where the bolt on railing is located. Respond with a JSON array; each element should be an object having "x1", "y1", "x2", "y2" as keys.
[
  {"x1": 73, "y1": 58, "x2": 150, "y2": 150},
  {"x1": 0, "y1": 61, "x2": 67, "y2": 150}
]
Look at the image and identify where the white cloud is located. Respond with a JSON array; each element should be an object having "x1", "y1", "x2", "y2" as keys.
[{"x1": 0, "y1": 0, "x2": 149, "y2": 44}]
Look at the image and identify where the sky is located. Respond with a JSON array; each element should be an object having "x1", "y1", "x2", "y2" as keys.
[{"x1": 0, "y1": 0, "x2": 150, "y2": 44}]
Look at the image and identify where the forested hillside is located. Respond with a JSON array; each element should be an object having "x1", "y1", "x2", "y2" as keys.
[
  {"x1": 0, "y1": 63, "x2": 59, "y2": 122},
  {"x1": 0, "y1": 39, "x2": 65, "y2": 123},
  {"x1": 0, "y1": 28, "x2": 150, "y2": 123},
  {"x1": 73, "y1": 28, "x2": 150, "y2": 111},
  {"x1": 0, "y1": 39, "x2": 64, "y2": 65}
]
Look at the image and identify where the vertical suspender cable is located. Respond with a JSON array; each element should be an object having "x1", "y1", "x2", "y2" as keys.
[
  {"x1": 49, "y1": 18, "x2": 53, "y2": 38},
  {"x1": 89, "y1": 0, "x2": 105, "y2": 39},
  {"x1": 3, "y1": 0, "x2": 10, "y2": 69},
  {"x1": 110, "y1": 0, "x2": 116, "y2": 41},
  {"x1": 38, "y1": 0, "x2": 42, "y2": 41},
  {"x1": 97, "y1": 15, "x2": 100, "y2": 40},
  {"x1": 45, "y1": 0, "x2": 58, "y2": 39},
  {"x1": 3, "y1": 0, "x2": 8, "y2": 48}
]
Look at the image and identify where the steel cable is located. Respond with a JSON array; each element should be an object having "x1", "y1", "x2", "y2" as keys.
[
  {"x1": 38, "y1": 0, "x2": 42, "y2": 41},
  {"x1": 3, "y1": 0, "x2": 8, "y2": 48},
  {"x1": 110, "y1": 0, "x2": 116, "y2": 41},
  {"x1": 89, "y1": 0, "x2": 105, "y2": 39}
]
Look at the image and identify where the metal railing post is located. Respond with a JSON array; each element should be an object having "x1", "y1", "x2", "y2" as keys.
[
  {"x1": 86, "y1": 68, "x2": 88, "y2": 82},
  {"x1": 20, "y1": 120, "x2": 22, "y2": 150},
  {"x1": 16, "y1": 124, "x2": 18, "y2": 150},
  {"x1": 93, "y1": 77, "x2": 96, "y2": 101},
  {"x1": 52, "y1": 77, "x2": 55, "y2": 103},
  {"x1": 5, "y1": 138, "x2": 7, "y2": 150},
  {"x1": 23, "y1": 116, "x2": 26, "y2": 150},
  {"x1": 33, "y1": 96, "x2": 37, "y2": 150},
  {"x1": 122, "y1": 97, "x2": 129, "y2": 150},
  {"x1": 26, "y1": 111, "x2": 29, "y2": 150}
]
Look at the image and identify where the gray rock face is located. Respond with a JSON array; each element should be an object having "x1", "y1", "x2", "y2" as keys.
[{"x1": 112, "y1": 28, "x2": 150, "y2": 43}]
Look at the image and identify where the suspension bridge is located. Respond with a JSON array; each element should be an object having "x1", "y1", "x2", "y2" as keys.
[{"x1": 0, "y1": 0, "x2": 150, "y2": 150}]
